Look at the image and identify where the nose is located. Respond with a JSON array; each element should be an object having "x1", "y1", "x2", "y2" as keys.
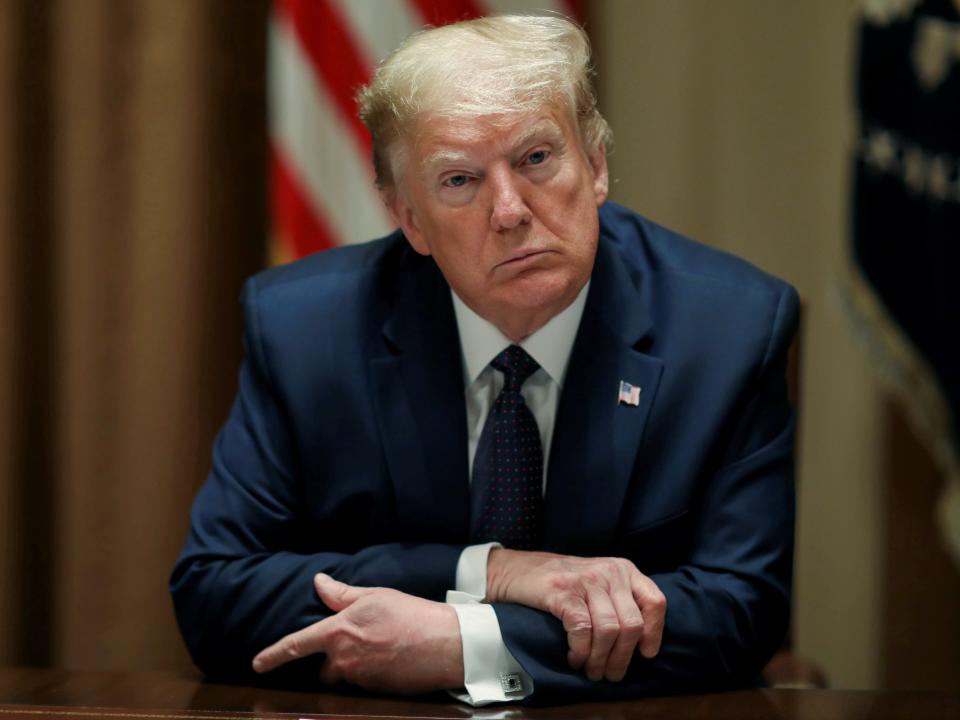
[{"x1": 488, "y1": 167, "x2": 532, "y2": 232}]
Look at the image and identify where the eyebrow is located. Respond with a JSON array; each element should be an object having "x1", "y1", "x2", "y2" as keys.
[
  {"x1": 419, "y1": 118, "x2": 567, "y2": 177},
  {"x1": 510, "y1": 119, "x2": 566, "y2": 156},
  {"x1": 422, "y1": 149, "x2": 472, "y2": 172}
]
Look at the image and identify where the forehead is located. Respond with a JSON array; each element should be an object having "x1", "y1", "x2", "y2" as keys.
[{"x1": 411, "y1": 108, "x2": 577, "y2": 168}]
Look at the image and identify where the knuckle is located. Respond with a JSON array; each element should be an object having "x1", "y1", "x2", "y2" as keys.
[
  {"x1": 284, "y1": 639, "x2": 303, "y2": 660},
  {"x1": 328, "y1": 631, "x2": 354, "y2": 656},
  {"x1": 621, "y1": 615, "x2": 645, "y2": 633},
  {"x1": 563, "y1": 601, "x2": 590, "y2": 619},
  {"x1": 553, "y1": 572, "x2": 579, "y2": 592},
  {"x1": 596, "y1": 559, "x2": 615, "y2": 577},
  {"x1": 563, "y1": 611, "x2": 592, "y2": 635},
  {"x1": 546, "y1": 589, "x2": 573, "y2": 616},
  {"x1": 595, "y1": 621, "x2": 620, "y2": 641},
  {"x1": 350, "y1": 626, "x2": 370, "y2": 646},
  {"x1": 553, "y1": 588, "x2": 582, "y2": 612}
]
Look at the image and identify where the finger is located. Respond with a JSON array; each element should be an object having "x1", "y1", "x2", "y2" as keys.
[
  {"x1": 560, "y1": 595, "x2": 592, "y2": 671},
  {"x1": 583, "y1": 587, "x2": 620, "y2": 682},
  {"x1": 252, "y1": 618, "x2": 332, "y2": 673},
  {"x1": 603, "y1": 584, "x2": 645, "y2": 682},
  {"x1": 632, "y1": 574, "x2": 666, "y2": 658},
  {"x1": 314, "y1": 573, "x2": 372, "y2": 612}
]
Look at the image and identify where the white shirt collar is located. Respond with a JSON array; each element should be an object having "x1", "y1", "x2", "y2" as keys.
[{"x1": 451, "y1": 282, "x2": 590, "y2": 389}]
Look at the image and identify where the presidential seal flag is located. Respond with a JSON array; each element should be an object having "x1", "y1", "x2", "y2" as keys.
[
  {"x1": 846, "y1": 0, "x2": 960, "y2": 564},
  {"x1": 268, "y1": 0, "x2": 586, "y2": 264}
]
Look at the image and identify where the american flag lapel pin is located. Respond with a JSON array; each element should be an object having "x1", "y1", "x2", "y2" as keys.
[{"x1": 617, "y1": 380, "x2": 641, "y2": 407}]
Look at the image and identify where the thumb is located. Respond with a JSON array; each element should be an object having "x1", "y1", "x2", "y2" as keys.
[{"x1": 314, "y1": 573, "x2": 369, "y2": 611}]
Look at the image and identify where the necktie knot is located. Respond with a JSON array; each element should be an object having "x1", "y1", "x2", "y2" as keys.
[{"x1": 491, "y1": 345, "x2": 540, "y2": 391}]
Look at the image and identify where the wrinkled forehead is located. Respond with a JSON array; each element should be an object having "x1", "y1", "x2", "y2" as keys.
[
  {"x1": 418, "y1": 114, "x2": 564, "y2": 165},
  {"x1": 395, "y1": 102, "x2": 580, "y2": 175}
]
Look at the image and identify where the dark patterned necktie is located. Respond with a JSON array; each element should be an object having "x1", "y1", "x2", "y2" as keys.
[{"x1": 470, "y1": 345, "x2": 544, "y2": 550}]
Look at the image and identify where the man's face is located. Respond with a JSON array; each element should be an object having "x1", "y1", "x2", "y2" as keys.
[{"x1": 386, "y1": 106, "x2": 609, "y2": 340}]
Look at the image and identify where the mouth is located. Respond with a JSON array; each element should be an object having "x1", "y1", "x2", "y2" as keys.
[{"x1": 497, "y1": 249, "x2": 551, "y2": 269}]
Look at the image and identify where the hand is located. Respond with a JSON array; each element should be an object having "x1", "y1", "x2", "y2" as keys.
[
  {"x1": 253, "y1": 574, "x2": 464, "y2": 694},
  {"x1": 486, "y1": 549, "x2": 666, "y2": 682}
]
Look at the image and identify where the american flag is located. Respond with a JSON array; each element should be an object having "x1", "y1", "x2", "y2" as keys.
[
  {"x1": 618, "y1": 381, "x2": 641, "y2": 407},
  {"x1": 848, "y1": 2, "x2": 960, "y2": 562},
  {"x1": 269, "y1": 0, "x2": 586, "y2": 264}
]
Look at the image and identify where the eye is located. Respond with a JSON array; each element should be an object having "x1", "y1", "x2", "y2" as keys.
[
  {"x1": 526, "y1": 150, "x2": 549, "y2": 166},
  {"x1": 442, "y1": 174, "x2": 470, "y2": 188}
]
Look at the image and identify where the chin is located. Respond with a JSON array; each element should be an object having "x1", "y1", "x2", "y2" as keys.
[{"x1": 501, "y1": 271, "x2": 579, "y2": 314}]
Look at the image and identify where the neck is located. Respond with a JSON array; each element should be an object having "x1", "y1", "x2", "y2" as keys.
[
  {"x1": 488, "y1": 292, "x2": 582, "y2": 344},
  {"x1": 495, "y1": 315, "x2": 548, "y2": 344}
]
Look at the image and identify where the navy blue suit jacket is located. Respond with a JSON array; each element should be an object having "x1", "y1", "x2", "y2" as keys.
[{"x1": 170, "y1": 202, "x2": 798, "y2": 701}]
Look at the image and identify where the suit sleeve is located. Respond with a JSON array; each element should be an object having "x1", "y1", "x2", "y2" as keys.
[
  {"x1": 493, "y1": 284, "x2": 799, "y2": 703},
  {"x1": 169, "y1": 279, "x2": 463, "y2": 683}
]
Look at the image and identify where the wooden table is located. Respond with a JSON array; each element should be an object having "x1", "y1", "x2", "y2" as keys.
[{"x1": 0, "y1": 667, "x2": 957, "y2": 719}]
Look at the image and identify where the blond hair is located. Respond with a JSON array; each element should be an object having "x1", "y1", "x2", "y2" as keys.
[{"x1": 357, "y1": 14, "x2": 611, "y2": 188}]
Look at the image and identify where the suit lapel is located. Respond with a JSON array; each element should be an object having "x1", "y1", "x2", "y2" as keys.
[
  {"x1": 544, "y1": 238, "x2": 664, "y2": 554},
  {"x1": 369, "y1": 249, "x2": 471, "y2": 544}
]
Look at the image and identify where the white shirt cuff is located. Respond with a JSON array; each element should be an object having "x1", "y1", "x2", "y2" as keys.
[
  {"x1": 447, "y1": 602, "x2": 533, "y2": 705},
  {"x1": 446, "y1": 543, "x2": 532, "y2": 705},
  {"x1": 452, "y1": 541, "x2": 499, "y2": 599}
]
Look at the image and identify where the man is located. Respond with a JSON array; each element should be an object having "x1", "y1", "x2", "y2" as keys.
[{"x1": 171, "y1": 15, "x2": 797, "y2": 705}]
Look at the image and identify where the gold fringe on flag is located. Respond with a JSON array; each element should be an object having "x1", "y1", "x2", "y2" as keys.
[{"x1": 839, "y1": 258, "x2": 960, "y2": 568}]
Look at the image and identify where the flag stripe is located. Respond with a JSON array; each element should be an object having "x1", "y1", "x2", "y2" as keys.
[
  {"x1": 410, "y1": 0, "x2": 485, "y2": 25},
  {"x1": 271, "y1": 147, "x2": 337, "y2": 257},
  {"x1": 276, "y1": 0, "x2": 373, "y2": 156},
  {"x1": 562, "y1": 0, "x2": 586, "y2": 22},
  {"x1": 331, "y1": 0, "x2": 423, "y2": 65},
  {"x1": 269, "y1": 16, "x2": 392, "y2": 247}
]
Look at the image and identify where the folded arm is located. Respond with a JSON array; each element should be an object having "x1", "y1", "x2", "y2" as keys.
[
  {"x1": 492, "y1": 419, "x2": 795, "y2": 701},
  {"x1": 169, "y1": 299, "x2": 465, "y2": 680},
  {"x1": 488, "y1": 285, "x2": 799, "y2": 701},
  {"x1": 172, "y1": 276, "x2": 797, "y2": 700}
]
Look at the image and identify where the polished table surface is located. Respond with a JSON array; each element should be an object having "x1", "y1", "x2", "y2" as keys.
[{"x1": 0, "y1": 667, "x2": 958, "y2": 720}]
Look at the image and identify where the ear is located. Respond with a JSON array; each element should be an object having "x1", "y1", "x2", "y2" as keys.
[
  {"x1": 384, "y1": 187, "x2": 431, "y2": 257},
  {"x1": 587, "y1": 143, "x2": 610, "y2": 207},
  {"x1": 587, "y1": 145, "x2": 609, "y2": 207}
]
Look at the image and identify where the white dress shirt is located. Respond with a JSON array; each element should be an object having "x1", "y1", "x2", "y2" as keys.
[{"x1": 445, "y1": 283, "x2": 588, "y2": 705}]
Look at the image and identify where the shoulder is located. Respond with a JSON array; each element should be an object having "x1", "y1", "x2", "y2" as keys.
[
  {"x1": 599, "y1": 202, "x2": 799, "y2": 356},
  {"x1": 240, "y1": 231, "x2": 424, "y2": 321},
  {"x1": 600, "y1": 202, "x2": 794, "y2": 302},
  {"x1": 248, "y1": 231, "x2": 407, "y2": 299},
  {"x1": 238, "y1": 231, "x2": 419, "y2": 352}
]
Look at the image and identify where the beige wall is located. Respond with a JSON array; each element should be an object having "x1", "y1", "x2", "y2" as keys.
[{"x1": 596, "y1": 0, "x2": 884, "y2": 688}]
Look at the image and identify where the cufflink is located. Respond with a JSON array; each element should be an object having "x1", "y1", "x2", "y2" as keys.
[{"x1": 499, "y1": 672, "x2": 524, "y2": 694}]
